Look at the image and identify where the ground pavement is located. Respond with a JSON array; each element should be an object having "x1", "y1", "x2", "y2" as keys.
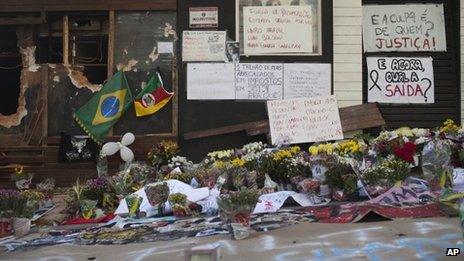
[{"x1": 1, "y1": 217, "x2": 462, "y2": 261}]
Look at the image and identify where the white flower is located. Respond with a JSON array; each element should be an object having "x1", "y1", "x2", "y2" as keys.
[{"x1": 412, "y1": 128, "x2": 429, "y2": 137}]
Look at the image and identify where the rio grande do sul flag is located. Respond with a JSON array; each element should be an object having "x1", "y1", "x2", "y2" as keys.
[
  {"x1": 134, "y1": 72, "x2": 173, "y2": 117},
  {"x1": 73, "y1": 71, "x2": 133, "y2": 145}
]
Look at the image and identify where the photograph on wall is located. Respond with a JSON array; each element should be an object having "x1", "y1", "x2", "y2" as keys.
[
  {"x1": 236, "y1": 0, "x2": 322, "y2": 55},
  {"x1": 225, "y1": 41, "x2": 240, "y2": 62}
]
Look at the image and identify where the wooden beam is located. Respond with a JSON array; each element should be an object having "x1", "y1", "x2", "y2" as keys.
[
  {"x1": 0, "y1": 1, "x2": 177, "y2": 12},
  {"x1": 107, "y1": 10, "x2": 115, "y2": 79},
  {"x1": 0, "y1": 16, "x2": 45, "y2": 25},
  {"x1": 183, "y1": 104, "x2": 387, "y2": 141},
  {"x1": 62, "y1": 16, "x2": 69, "y2": 65},
  {"x1": 171, "y1": 61, "x2": 179, "y2": 137}
]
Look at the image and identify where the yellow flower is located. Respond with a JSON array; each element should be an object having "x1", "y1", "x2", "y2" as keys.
[
  {"x1": 213, "y1": 160, "x2": 226, "y2": 169},
  {"x1": 289, "y1": 146, "x2": 301, "y2": 155},
  {"x1": 440, "y1": 119, "x2": 460, "y2": 133},
  {"x1": 272, "y1": 149, "x2": 293, "y2": 161},
  {"x1": 231, "y1": 158, "x2": 245, "y2": 167},
  {"x1": 309, "y1": 146, "x2": 318, "y2": 156},
  {"x1": 395, "y1": 127, "x2": 413, "y2": 137}
]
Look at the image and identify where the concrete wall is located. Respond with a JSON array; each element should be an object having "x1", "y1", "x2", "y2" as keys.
[{"x1": 333, "y1": 0, "x2": 363, "y2": 108}]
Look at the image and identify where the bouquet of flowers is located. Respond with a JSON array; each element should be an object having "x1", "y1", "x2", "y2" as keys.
[
  {"x1": 168, "y1": 156, "x2": 194, "y2": 172},
  {"x1": 11, "y1": 166, "x2": 33, "y2": 190},
  {"x1": 325, "y1": 162, "x2": 358, "y2": 201},
  {"x1": 217, "y1": 188, "x2": 260, "y2": 227},
  {"x1": 147, "y1": 140, "x2": 179, "y2": 168},
  {"x1": 0, "y1": 189, "x2": 34, "y2": 219}
]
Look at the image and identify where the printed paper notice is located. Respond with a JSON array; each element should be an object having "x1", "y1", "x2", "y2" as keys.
[
  {"x1": 243, "y1": 6, "x2": 313, "y2": 54},
  {"x1": 283, "y1": 63, "x2": 331, "y2": 99},
  {"x1": 267, "y1": 96, "x2": 343, "y2": 145},
  {"x1": 367, "y1": 57, "x2": 434, "y2": 104},
  {"x1": 235, "y1": 63, "x2": 283, "y2": 100},
  {"x1": 182, "y1": 31, "x2": 226, "y2": 62},
  {"x1": 187, "y1": 63, "x2": 235, "y2": 100}
]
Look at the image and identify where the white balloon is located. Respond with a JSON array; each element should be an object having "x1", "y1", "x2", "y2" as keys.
[
  {"x1": 120, "y1": 146, "x2": 134, "y2": 162},
  {"x1": 121, "y1": 132, "x2": 135, "y2": 146},
  {"x1": 102, "y1": 142, "x2": 120, "y2": 156}
]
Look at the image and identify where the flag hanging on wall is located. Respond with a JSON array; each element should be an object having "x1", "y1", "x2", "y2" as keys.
[
  {"x1": 73, "y1": 71, "x2": 133, "y2": 145},
  {"x1": 134, "y1": 72, "x2": 173, "y2": 117}
]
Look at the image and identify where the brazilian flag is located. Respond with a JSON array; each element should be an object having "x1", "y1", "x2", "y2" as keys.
[{"x1": 73, "y1": 71, "x2": 133, "y2": 145}]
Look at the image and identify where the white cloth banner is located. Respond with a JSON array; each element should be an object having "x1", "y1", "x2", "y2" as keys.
[
  {"x1": 363, "y1": 4, "x2": 446, "y2": 52},
  {"x1": 253, "y1": 191, "x2": 329, "y2": 214},
  {"x1": 115, "y1": 180, "x2": 210, "y2": 217},
  {"x1": 367, "y1": 57, "x2": 434, "y2": 104}
]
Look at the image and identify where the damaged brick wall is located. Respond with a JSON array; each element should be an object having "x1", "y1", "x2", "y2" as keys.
[{"x1": 0, "y1": 26, "x2": 43, "y2": 145}]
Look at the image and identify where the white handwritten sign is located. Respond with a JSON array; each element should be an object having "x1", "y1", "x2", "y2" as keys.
[
  {"x1": 235, "y1": 63, "x2": 283, "y2": 100},
  {"x1": 363, "y1": 4, "x2": 446, "y2": 52},
  {"x1": 182, "y1": 31, "x2": 226, "y2": 61},
  {"x1": 367, "y1": 57, "x2": 434, "y2": 104},
  {"x1": 283, "y1": 63, "x2": 331, "y2": 99},
  {"x1": 187, "y1": 63, "x2": 235, "y2": 100},
  {"x1": 267, "y1": 96, "x2": 343, "y2": 145},
  {"x1": 243, "y1": 6, "x2": 313, "y2": 55}
]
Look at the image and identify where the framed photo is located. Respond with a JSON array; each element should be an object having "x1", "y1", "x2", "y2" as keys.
[{"x1": 235, "y1": 0, "x2": 322, "y2": 56}]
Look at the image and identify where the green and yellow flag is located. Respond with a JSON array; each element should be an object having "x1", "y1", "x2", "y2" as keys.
[{"x1": 73, "y1": 71, "x2": 133, "y2": 145}]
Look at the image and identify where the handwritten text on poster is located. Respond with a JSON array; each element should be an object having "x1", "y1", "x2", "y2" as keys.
[
  {"x1": 367, "y1": 57, "x2": 434, "y2": 104},
  {"x1": 267, "y1": 96, "x2": 344, "y2": 145},
  {"x1": 363, "y1": 4, "x2": 446, "y2": 52},
  {"x1": 182, "y1": 31, "x2": 226, "y2": 61},
  {"x1": 235, "y1": 63, "x2": 283, "y2": 100},
  {"x1": 283, "y1": 63, "x2": 331, "y2": 99},
  {"x1": 243, "y1": 6, "x2": 313, "y2": 54}
]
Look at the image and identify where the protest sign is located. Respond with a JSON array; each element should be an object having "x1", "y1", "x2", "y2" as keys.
[
  {"x1": 182, "y1": 31, "x2": 226, "y2": 61},
  {"x1": 367, "y1": 57, "x2": 434, "y2": 104},
  {"x1": 243, "y1": 6, "x2": 313, "y2": 54},
  {"x1": 235, "y1": 63, "x2": 283, "y2": 100},
  {"x1": 267, "y1": 95, "x2": 343, "y2": 145},
  {"x1": 187, "y1": 63, "x2": 235, "y2": 100},
  {"x1": 283, "y1": 63, "x2": 331, "y2": 99},
  {"x1": 363, "y1": 4, "x2": 446, "y2": 52}
]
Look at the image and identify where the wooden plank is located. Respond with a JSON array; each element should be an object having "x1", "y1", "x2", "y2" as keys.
[
  {"x1": 0, "y1": 156, "x2": 44, "y2": 164},
  {"x1": 183, "y1": 104, "x2": 386, "y2": 140},
  {"x1": 107, "y1": 10, "x2": 114, "y2": 79},
  {"x1": 0, "y1": 16, "x2": 45, "y2": 25},
  {"x1": 62, "y1": 16, "x2": 69, "y2": 65},
  {"x1": 23, "y1": 99, "x2": 45, "y2": 145},
  {"x1": 0, "y1": 1, "x2": 177, "y2": 12},
  {"x1": 172, "y1": 62, "x2": 179, "y2": 137}
]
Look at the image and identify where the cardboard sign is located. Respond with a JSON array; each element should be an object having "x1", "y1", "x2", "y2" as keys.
[
  {"x1": 187, "y1": 63, "x2": 235, "y2": 100},
  {"x1": 367, "y1": 57, "x2": 435, "y2": 104},
  {"x1": 243, "y1": 6, "x2": 313, "y2": 54},
  {"x1": 283, "y1": 63, "x2": 331, "y2": 99},
  {"x1": 363, "y1": 4, "x2": 446, "y2": 52},
  {"x1": 189, "y1": 7, "x2": 218, "y2": 28},
  {"x1": 182, "y1": 31, "x2": 226, "y2": 62},
  {"x1": 267, "y1": 96, "x2": 343, "y2": 145},
  {"x1": 235, "y1": 63, "x2": 283, "y2": 100}
]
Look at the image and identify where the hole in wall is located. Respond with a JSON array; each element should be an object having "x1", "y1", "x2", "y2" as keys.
[{"x1": 0, "y1": 25, "x2": 21, "y2": 116}]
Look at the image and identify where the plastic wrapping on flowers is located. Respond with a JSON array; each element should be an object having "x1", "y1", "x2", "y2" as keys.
[{"x1": 422, "y1": 139, "x2": 453, "y2": 189}]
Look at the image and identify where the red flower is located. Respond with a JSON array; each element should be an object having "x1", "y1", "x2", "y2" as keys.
[{"x1": 393, "y1": 142, "x2": 417, "y2": 163}]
